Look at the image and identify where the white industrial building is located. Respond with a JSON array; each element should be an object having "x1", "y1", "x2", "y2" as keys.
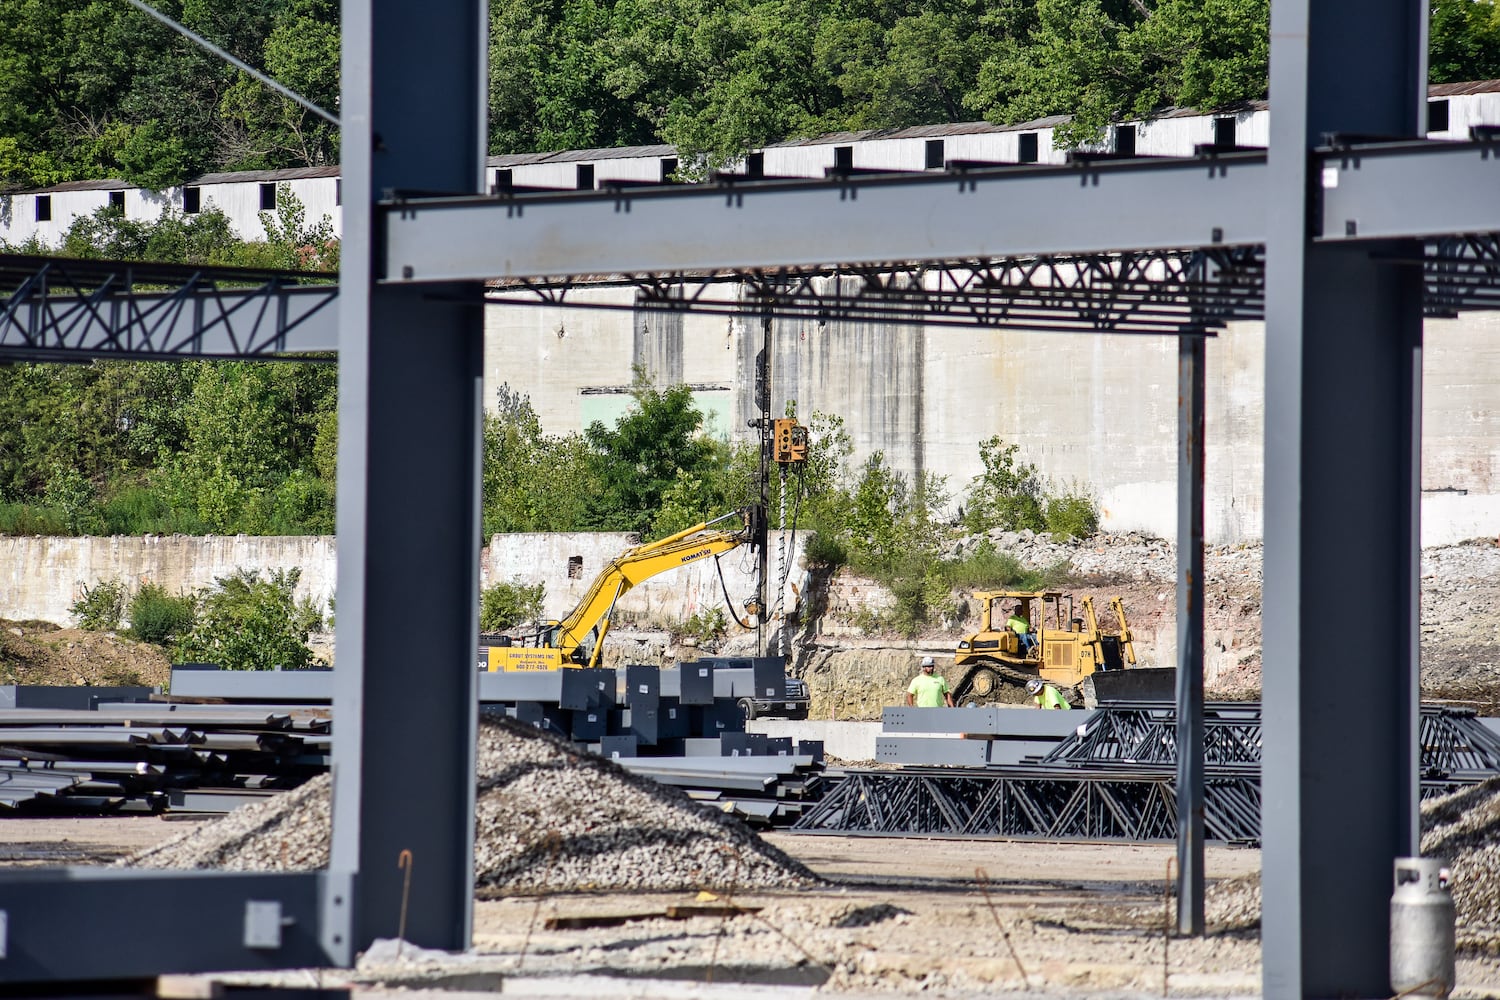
[{"x1": 3, "y1": 82, "x2": 1499, "y2": 545}]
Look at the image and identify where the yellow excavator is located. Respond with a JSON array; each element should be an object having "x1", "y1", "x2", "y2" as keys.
[
  {"x1": 485, "y1": 509, "x2": 757, "y2": 672},
  {"x1": 950, "y1": 590, "x2": 1165, "y2": 705}
]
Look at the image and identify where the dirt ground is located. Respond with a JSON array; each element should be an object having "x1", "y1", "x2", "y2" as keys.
[
  {"x1": 4, "y1": 815, "x2": 1499, "y2": 998},
  {"x1": 0, "y1": 619, "x2": 172, "y2": 688}
]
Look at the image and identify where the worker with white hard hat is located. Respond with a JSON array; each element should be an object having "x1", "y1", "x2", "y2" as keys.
[
  {"x1": 1027, "y1": 677, "x2": 1071, "y2": 710},
  {"x1": 906, "y1": 655, "x2": 954, "y2": 707}
]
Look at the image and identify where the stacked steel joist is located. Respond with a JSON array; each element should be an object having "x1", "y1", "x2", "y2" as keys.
[
  {"x1": 0, "y1": 681, "x2": 330, "y2": 814},
  {"x1": 792, "y1": 702, "x2": 1500, "y2": 843}
]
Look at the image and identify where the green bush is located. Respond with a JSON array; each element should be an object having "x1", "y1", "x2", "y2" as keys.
[
  {"x1": 127, "y1": 583, "x2": 196, "y2": 647},
  {"x1": 936, "y1": 541, "x2": 1040, "y2": 591},
  {"x1": 480, "y1": 579, "x2": 546, "y2": 631},
  {"x1": 0, "y1": 502, "x2": 67, "y2": 535},
  {"x1": 1045, "y1": 490, "x2": 1100, "y2": 540},
  {"x1": 175, "y1": 568, "x2": 323, "y2": 671},
  {"x1": 71, "y1": 579, "x2": 127, "y2": 631},
  {"x1": 802, "y1": 530, "x2": 848, "y2": 568},
  {"x1": 962, "y1": 437, "x2": 1046, "y2": 534},
  {"x1": 683, "y1": 607, "x2": 727, "y2": 644}
]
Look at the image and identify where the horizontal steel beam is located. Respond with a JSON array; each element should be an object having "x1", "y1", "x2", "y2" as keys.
[
  {"x1": 381, "y1": 154, "x2": 1268, "y2": 282},
  {"x1": 1317, "y1": 139, "x2": 1500, "y2": 241},
  {"x1": 0, "y1": 285, "x2": 338, "y2": 361},
  {"x1": 0, "y1": 869, "x2": 350, "y2": 983}
]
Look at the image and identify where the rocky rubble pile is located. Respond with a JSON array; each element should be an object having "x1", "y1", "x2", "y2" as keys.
[
  {"x1": 125, "y1": 717, "x2": 816, "y2": 894},
  {"x1": 1201, "y1": 777, "x2": 1500, "y2": 945},
  {"x1": 943, "y1": 529, "x2": 1263, "y2": 586}
]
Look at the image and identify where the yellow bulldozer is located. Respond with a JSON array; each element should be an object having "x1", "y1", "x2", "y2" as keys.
[{"x1": 950, "y1": 590, "x2": 1164, "y2": 706}]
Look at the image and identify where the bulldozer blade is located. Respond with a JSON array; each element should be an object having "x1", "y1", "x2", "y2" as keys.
[{"x1": 1082, "y1": 667, "x2": 1178, "y2": 707}]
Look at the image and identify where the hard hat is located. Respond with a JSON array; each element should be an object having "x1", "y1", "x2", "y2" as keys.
[
  {"x1": 920, "y1": 656, "x2": 935, "y2": 667},
  {"x1": 1026, "y1": 678, "x2": 1043, "y2": 694}
]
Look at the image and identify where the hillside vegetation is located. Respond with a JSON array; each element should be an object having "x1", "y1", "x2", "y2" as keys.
[{"x1": 3, "y1": 0, "x2": 1499, "y2": 191}]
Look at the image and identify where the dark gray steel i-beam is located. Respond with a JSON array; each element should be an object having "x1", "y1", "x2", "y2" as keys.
[
  {"x1": 330, "y1": 0, "x2": 487, "y2": 953},
  {"x1": 1262, "y1": 0, "x2": 1425, "y2": 995},
  {"x1": 1176, "y1": 335, "x2": 1206, "y2": 936},
  {"x1": 379, "y1": 155, "x2": 1267, "y2": 280}
]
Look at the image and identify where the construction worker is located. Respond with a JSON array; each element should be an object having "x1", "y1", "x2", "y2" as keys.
[
  {"x1": 1026, "y1": 677, "x2": 1071, "y2": 710},
  {"x1": 906, "y1": 656, "x2": 954, "y2": 707},
  {"x1": 1008, "y1": 603, "x2": 1036, "y2": 654}
]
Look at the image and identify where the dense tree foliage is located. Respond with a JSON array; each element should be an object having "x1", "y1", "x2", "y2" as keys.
[
  {"x1": 0, "y1": 0, "x2": 338, "y2": 189},
  {"x1": 6, "y1": 0, "x2": 1496, "y2": 188}
]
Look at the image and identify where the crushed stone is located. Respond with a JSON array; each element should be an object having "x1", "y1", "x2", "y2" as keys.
[
  {"x1": 123, "y1": 716, "x2": 817, "y2": 894},
  {"x1": 1198, "y1": 776, "x2": 1500, "y2": 948}
]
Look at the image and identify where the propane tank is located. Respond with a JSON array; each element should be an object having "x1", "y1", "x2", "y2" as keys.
[{"x1": 1390, "y1": 857, "x2": 1456, "y2": 999}]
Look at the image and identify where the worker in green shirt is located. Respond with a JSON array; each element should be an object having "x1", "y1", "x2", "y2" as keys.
[
  {"x1": 1026, "y1": 677, "x2": 1072, "y2": 710},
  {"x1": 906, "y1": 656, "x2": 954, "y2": 707},
  {"x1": 1008, "y1": 603, "x2": 1037, "y2": 655}
]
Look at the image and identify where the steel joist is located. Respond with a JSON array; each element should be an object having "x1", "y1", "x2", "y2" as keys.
[
  {"x1": 0, "y1": 254, "x2": 338, "y2": 360},
  {"x1": 792, "y1": 767, "x2": 1264, "y2": 842}
]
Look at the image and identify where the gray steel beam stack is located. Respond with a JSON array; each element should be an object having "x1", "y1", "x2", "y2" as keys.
[{"x1": 0, "y1": 686, "x2": 330, "y2": 813}]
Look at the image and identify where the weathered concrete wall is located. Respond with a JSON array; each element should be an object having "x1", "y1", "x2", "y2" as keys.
[
  {"x1": 0, "y1": 535, "x2": 337, "y2": 626},
  {"x1": 3, "y1": 532, "x2": 805, "y2": 634},
  {"x1": 485, "y1": 532, "x2": 807, "y2": 627},
  {"x1": 486, "y1": 297, "x2": 1500, "y2": 546}
]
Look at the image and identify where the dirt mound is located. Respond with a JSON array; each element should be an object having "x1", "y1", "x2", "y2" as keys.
[
  {"x1": 0, "y1": 619, "x2": 172, "y2": 689},
  {"x1": 124, "y1": 716, "x2": 817, "y2": 895}
]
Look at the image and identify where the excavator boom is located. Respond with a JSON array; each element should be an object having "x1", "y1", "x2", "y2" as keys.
[{"x1": 488, "y1": 510, "x2": 754, "y2": 672}]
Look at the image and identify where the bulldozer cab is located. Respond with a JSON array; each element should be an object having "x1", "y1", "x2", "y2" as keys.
[{"x1": 953, "y1": 589, "x2": 1137, "y2": 704}]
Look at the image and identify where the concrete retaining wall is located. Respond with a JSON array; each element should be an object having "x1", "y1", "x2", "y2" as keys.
[
  {"x1": 2, "y1": 532, "x2": 807, "y2": 632},
  {"x1": 1, "y1": 535, "x2": 338, "y2": 626}
]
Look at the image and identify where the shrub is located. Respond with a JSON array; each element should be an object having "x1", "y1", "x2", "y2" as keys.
[
  {"x1": 683, "y1": 607, "x2": 727, "y2": 644},
  {"x1": 802, "y1": 530, "x2": 848, "y2": 568},
  {"x1": 1045, "y1": 490, "x2": 1100, "y2": 540},
  {"x1": 71, "y1": 579, "x2": 126, "y2": 631},
  {"x1": 962, "y1": 437, "x2": 1046, "y2": 534},
  {"x1": 480, "y1": 579, "x2": 546, "y2": 631},
  {"x1": 127, "y1": 583, "x2": 196, "y2": 647},
  {"x1": 937, "y1": 540, "x2": 1040, "y2": 591},
  {"x1": 175, "y1": 568, "x2": 323, "y2": 671}
]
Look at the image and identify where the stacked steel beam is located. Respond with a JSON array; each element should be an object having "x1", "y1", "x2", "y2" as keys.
[
  {"x1": 0, "y1": 684, "x2": 329, "y2": 814},
  {"x1": 0, "y1": 662, "x2": 823, "y2": 824},
  {"x1": 792, "y1": 702, "x2": 1500, "y2": 843}
]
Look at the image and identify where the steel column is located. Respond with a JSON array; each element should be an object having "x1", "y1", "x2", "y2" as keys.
[
  {"x1": 1263, "y1": 0, "x2": 1426, "y2": 995},
  {"x1": 1175, "y1": 334, "x2": 1206, "y2": 936},
  {"x1": 331, "y1": 0, "x2": 487, "y2": 953}
]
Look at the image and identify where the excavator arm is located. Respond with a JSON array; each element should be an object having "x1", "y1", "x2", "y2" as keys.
[{"x1": 489, "y1": 509, "x2": 755, "y2": 671}]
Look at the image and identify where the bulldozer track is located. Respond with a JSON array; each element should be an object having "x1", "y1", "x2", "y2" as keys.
[{"x1": 954, "y1": 656, "x2": 1042, "y2": 704}]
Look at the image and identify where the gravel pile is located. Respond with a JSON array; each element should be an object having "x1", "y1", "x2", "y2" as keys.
[
  {"x1": 1198, "y1": 778, "x2": 1500, "y2": 946},
  {"x1": 1422, "y1": 777, "x2": 1500, "y2": 951},
  {"x1": 124, "y1": 717, "x2": 817, "y2": 894}
]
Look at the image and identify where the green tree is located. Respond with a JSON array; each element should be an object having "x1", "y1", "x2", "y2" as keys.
[
  {"x1": 582, "y1": 370, "x2": 718, "y2": 536},
  {"x1": 481, "y1": 385, "x2": 591, "y2": 535},
  {"x1": 176, "y1": 567, "x2": 323, "y2": 670},
  {"x1": 962, "y1": 436, "x2": 1047, "y2": 534},
  {"x1": 1430, "y1": 0, "x2": 1500, "y2": 84},
  {"x1": 969, "y1": 0, "x2": 1270, "y2": 147}
]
